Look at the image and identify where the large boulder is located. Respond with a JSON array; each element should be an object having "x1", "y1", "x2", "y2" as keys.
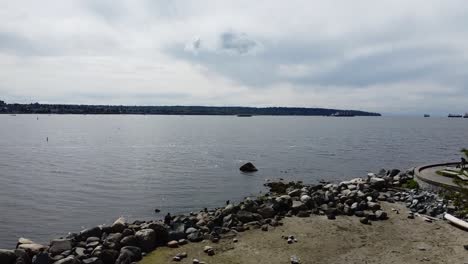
[
  {"x1": 17, "y1": 244, "x2": 48, "y2": 257},
  {"x1": 0, "y1": 249, "x2": 17, "y2": 264},
  {"x1": 115, "y1": 247, "x2": 141, "y2": 264},
  {"x1": 14, "y1": 249, "x2": 30, "y2": 264},
  {"x1": 79, "y1": 227, "x2": 102, "y2": 241},
  {"x1": 49, "y1": 239, "x2": 72, "y2": 256},
  {"x1": 239, "y1": 162, "x2": 258, "y2": 172},
  {"x1": 119, "y1": 236, "x2": 137, "y2": 247},
  {"x1": 140, "y1": 222, "x2": 168, "y2": 246},
  {"x1": 135, "y1": 229, "x2": 156, "y2": 252},
  {"x1": 100, "y1": 249, "x2": 119, "y2": 264},
  {"x1": 31, "y1": 252, "x2": 49, "y2": 264},
  {"x1": 257, "y1": 205, "x2": 275, "y2": 219},
  {"x1": 111, "y1": 217, "x2": 126, "y2": 234},
  {"x1": 236, "y1": 210, "x2": 262, "y2": 223}
]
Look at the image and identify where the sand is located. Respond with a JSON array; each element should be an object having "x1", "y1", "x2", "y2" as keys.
[{"x1": 139, "y1": 202, "x2": 468, "y2": 264}]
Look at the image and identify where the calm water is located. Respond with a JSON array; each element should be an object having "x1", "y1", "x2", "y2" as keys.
[{"x1": 1, "y1": 115, "x2": 467, "y2": 248}]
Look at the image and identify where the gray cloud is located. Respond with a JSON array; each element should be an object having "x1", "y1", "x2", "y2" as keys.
[
  {"x1": 1, "y1": 0, "x2": 468, "y2": 114},
  {"x1": 219, "y1": 31, "x2": 258, "y2": 55}
]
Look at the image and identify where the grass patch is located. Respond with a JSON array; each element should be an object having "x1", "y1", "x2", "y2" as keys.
[{"x1": 402, "y1": 179, "x2": 419, "y2": 189}]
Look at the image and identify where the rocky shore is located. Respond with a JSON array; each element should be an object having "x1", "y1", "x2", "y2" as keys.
[{"x1": 1, "y1": 167, "x2": 467, "y2": 264}]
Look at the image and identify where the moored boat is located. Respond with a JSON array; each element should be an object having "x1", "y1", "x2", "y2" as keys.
[
  {"x1": 448, "y1": 114, "x2": 462, "y2": 118},
  {"x1": 424, "y1": 114, "x2": 430, "y2": 117}
]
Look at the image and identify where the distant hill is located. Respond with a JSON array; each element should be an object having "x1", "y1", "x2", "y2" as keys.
[{"x1": 0, "y1": 101, "x2": 381, "y2": 116}]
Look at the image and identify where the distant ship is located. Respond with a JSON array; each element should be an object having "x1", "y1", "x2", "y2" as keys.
[
  {"x1": 448, "y1": 114, "x2": 463, "y2": 118},
  {"x1": 464, "y1": 113, "x2": 468, "y2": 118},
  {"x1": 331, "y1": 112, "x2": 355, "y2": 117},
  {"x1": 237, "y1": 114, "x2": 252, "y2": 117},
  {"x1": 424, "y1": 114, "x2": 430, "y2": 117}
]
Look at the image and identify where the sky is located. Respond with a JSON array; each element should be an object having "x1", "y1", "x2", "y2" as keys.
[{"x1": 1, "y1": 0, "x2": 468, "y2": 115}]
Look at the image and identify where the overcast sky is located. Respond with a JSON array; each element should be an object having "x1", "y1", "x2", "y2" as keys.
[{"x1": 1, "y1": 0, "x2": 467, "y2": 115}]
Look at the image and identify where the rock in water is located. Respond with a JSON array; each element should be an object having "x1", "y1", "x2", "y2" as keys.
[{"x1": 239, "y1": 162, "x2": 258, "y2": 172}]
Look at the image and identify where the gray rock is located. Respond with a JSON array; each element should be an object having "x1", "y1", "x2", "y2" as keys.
[
  {"x1": 187, "y1": 231, "x2": 203, "y2": 242},
  {"x1": 375, "y1": 210, "x2": 388, "y2": 220},
  {"x1": 111, "y1": 217, "x2": 126, "y2": 233},
  {"x1": 119, "y1": 236, "x2": 137, "y2": 247},
  {"x1": 100, "y1": 249, "x2": 119, "y2": 264},
  {"x1": 79, "y1": 227, "x2": 102, "y2": 241},
  {"x1": 140, "y1": 222, "x2": 168, "y2": 246},
  {"x1": 119, "y1": 246, "x2": 141, "y2": 262},
  {"x1": 135, "y1": 229, "x2": 156, "y2": 252},
  {"x1": 86, "y1": 237, "x2": 100, "y2": 244},
  {"x1": 52, "y1": 256, "x2": 79, "y2": 264},
  {"x1": 18, "y1": 244, "x2": 48, "y2": 257},
  {"x1": 236, "y1": 210, "x2": 262, "y2": 223},
  {"x1": 0, "y1": 249, "x2": 17, "y2": 264},
  {"x1": 239, "y1": 162, "x2": 258, "y2": 172},
  {"x1": 257, "y1": 206, "x2": 275, "y2": 219},
  {"x1": 31, "y1": 252, "x2": 49, "y2": 264},
  {"x1": 49, "y1": 239, "x2": 72, "y2": 256},
  {"x1": 82, "y1": 257, "x2": 103, "y2": 264},
  {"x1": 14, "y1": 249, "x2": 30, "y2": 264}
]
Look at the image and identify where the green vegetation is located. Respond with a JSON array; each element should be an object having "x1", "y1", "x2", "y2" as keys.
[
  {"x1": 461, "y1": 148, "x2": 468, "y2": 159},
  {"x1": 402, "y1": 179, "x2": 419, "y2": 189}
]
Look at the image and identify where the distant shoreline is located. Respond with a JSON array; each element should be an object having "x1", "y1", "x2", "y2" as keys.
[{"x1": 0, "y1": 101, "x2": 381, "y2": 116}]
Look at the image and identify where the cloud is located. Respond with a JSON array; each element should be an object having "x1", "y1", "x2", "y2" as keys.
[
  {"x1": 219, "y1": 31, "x2": 259, "y2": 55},
  {"x1": 0, "y1": 0, "x2": 468, "y2": 115}
]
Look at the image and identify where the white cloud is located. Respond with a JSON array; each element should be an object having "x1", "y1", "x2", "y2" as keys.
[{"x1": 0, "y1": 0, "x2": 468, "y2": 114}]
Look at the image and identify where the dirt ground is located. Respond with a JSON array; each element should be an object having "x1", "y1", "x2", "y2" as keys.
[{"x1": 139, "y1": 202, "x2": 468, "y2": 264}]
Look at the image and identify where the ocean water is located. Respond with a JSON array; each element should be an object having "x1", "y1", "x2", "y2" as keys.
[{"x1": 1, "y1": 115, "x2": 467, "y2": 248}]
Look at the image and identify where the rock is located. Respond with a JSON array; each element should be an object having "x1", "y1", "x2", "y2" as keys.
[
  {"x1": 176, "y1": 252, "x2": 187, "y2": 259},
  {"x1": 233, "y1": 238, "x2": 238, "y2": 243},
  {"x1": 290, "y1": 255, "x2": 300, "y2": 264},
  {"x1": 261, "y1": 224, "x2": 268, "y2": 231},
  {"x1": 192, "y1": 259, "x2": 200, "y2": 264},
  {"x1": 0, "y1": 249, "x2": 17, "y2": 264},
  {"x1": 120, "y1": 236, "x2": 138, "y2": 247},
  {"x1": 119, "y1": 246, "x2": 142, "y2": 262},
  {"x1": 300, "y1": 195, "x2": 311, "y2": 204},
  {"x1": 135, "y1": 229, "x2": 156, "y2": 252},
  {"x1": 18, "y1": 238, "x2": 34, "y2": 246},
  {"x1": 257, "y1": 206, "x2": 275, "y2": 219},
  {"x1": 111, "y1": 217, "x2": 126, "y2": 233},
  {"x1": 389, "y1": 169, "x2": 400, "y2": 177},
  {"x1": 103, "y1": 233, "x2": 122, "y2": 250},
  {"x1": 168, "y1": 223, "x2": 186, "y2": 241},
  {"x1": 239, "y1": 162, "x2": 258, "y2": 172},
  {"x1": 14, "y1": 249, "x2": 30, "y2": 264},
  {"x1": 167, "y1": 241, "x2": 179, "y2": 248},
  {"x1": 52, "y1": 256, "x2": 80, "y2": 264},
  {"x1": 100, "y1": 249, "x2": 119, "y2": 264},
  {"x1": 203, "y1": 246, "x2": 214, "y2": 256},
  {"x1": 178, "y1": 239, "x2": 188, "y2": 245},
  {"x1": 172, "y1": 256, "x2": 181, "y2": 262},
  {"x1": 287, "y1": 189, "x2": 301, "y2": 197},
  {"x1": 79, "y1": 227, "x2": 102, "y2": 241},
  {"x1": 74, "y1": 247, "x2": 85, "y2": 257},
  {"x1": 141, "y1": 222, "x2": 169, "y2": 246},
  {"x1": 236, "y1": 210, "x2": 262, "y2": 223},
  {"x1": 375, "y1": 210, "x2": 388, "y2": 220},
  {"x1": 464, "y1": 245, "x2": 468, "y2": 250},
  {"x1": 296, "y1": 211, "x2": 310, "y2": 217},
  {"x1": 18, "y1": 244, "x2": 48, "y2": 257},
  {"x1": 82, "y1": 257, "x2": 103, "y2": 264},
  {"x1": 121, "y1": 229, "x2": 134, "y2": 237},
  {"x1": 360, "y1": 217, "x2": 369, "y2": 224},
  {"x1": 86, "y1": 237, "x2": 100, "y2": 244},
  {"x1": 31, "y1": 251, "x2": 49, "y2": 264},
  {"x1": 187, "y1": 231, "x2": 203, "y2": 243},
  {"x1": 49, "y1": 239, "x2": 72, "y2": 256}
]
